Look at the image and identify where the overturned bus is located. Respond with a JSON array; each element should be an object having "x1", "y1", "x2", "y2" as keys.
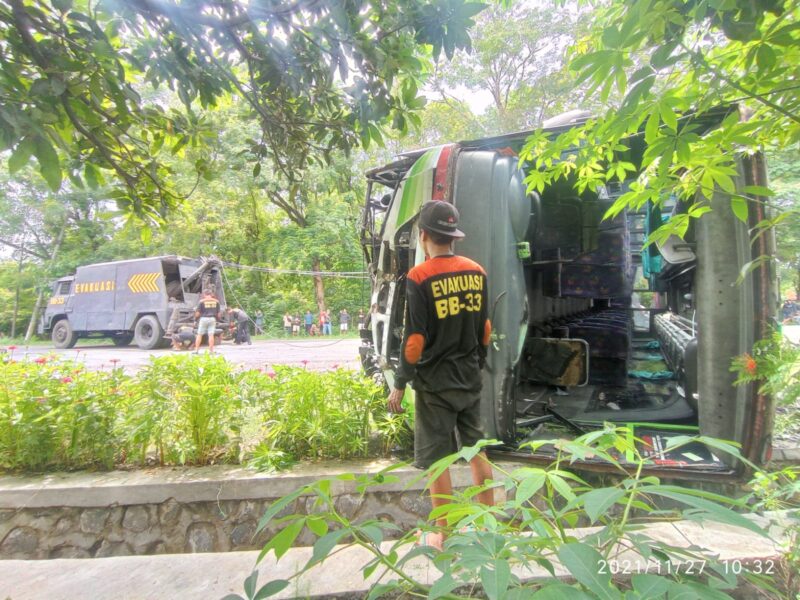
[{"x1": 358, "y1": 109, "x2": 777, "y2": 480}]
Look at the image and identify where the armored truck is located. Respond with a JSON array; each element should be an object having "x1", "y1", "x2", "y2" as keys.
[
  {"x1": 39, "y1": 256, "x2": 227, "y2": 349},
  {"x1": 359, "y1": 108, "x2": 777, "y2": 479}
]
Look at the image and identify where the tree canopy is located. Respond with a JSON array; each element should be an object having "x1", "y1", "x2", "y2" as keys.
[
  {"x1": 0, "y1": 0, "x2": 486, "y2": 224},
  {"x1": 521, "y1": 0, "x2": 799, "y2": 242}
]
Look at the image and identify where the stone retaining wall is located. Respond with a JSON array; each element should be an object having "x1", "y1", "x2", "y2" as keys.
[
  {"x1": 0, "y1": 460, "x2": 465, "y2": 560},
  {"x1": 0, "y1": 490, "x2": 431, "y2": 559}
]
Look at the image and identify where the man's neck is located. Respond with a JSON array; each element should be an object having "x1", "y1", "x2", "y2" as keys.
[{"x1": 427, "y1": 243, "x2": 453, "y2": 258}]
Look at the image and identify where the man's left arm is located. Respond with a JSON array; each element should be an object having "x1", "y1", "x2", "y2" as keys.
[{"x1": 478, "y1": 273, "x2": 491, "y2": 370}]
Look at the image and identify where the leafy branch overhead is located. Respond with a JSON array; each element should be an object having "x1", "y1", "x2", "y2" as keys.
[
  {"x1": 0, "y1": 0, "x2": 486, "y2": 222},
  {"x1": 520, "y1": 0, "x2": 799, "y2": 241}
]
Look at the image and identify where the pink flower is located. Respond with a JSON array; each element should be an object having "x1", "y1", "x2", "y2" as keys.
[
  {"x1": 110, "y1": 359, "x2": 120, "y2": 365},
  {"x1": 61, "y1": 376, "x2": 73, "y2": 384},
  {"x1": 34, "y1": 357, "x2": 47, "y2": 365},
  {"x1": 266, "y1": 370, "x2": 276, "y2": 379},
  {"x1": 7, "y1": 345, "x2": 16, "y2": 351}
]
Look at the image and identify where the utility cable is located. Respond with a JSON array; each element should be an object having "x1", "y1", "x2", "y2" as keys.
[{"x1": 221, "y1": 260, "x2": 369, "y2": 279}]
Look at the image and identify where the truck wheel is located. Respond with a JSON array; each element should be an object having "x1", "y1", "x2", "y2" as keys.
[
  {"x1": 112, "y1": 333, "x2": 134, "y2": 347},
  {"x1": 52, "y1": 320, "x2": 78, "y2": 349},
  {"x1": 134, "y1": 315, "x2": 164, "y2": 350}
]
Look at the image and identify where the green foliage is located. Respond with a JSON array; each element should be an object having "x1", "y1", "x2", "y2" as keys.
[
  {"x1": 0, "y1": 0, "x2": 485, "y2": 223},
  {"x1": 118, "y1": 353, "x2": 244, "y2": 465},
  {"x1": 0, "y1": 353, "x2": 405, "y2": 472},
  {"x1": 731, "y1": 330, "x2": 800, "y2": 438},
  {"x1": 768, "y1": 146, "x2": 800, "y2": 298},
  {"x1": 520, "y1": 0, "x2": 799, "y2": 244},
  {"x1": 0, "y1": 352, "x2": 122, "y2": 470},
  {"x1": 0, "y1": 105, "x2": 373, "y2": 335},
  {"x1": 243, "y1": 365, "x2": 391, "y2": 470},
  {"x1": 434, "y1": 3, "x2": 584, "y2": 133},
  {"x1": 241, "y1": 427, "x2": 797, "y2": 599},
  {"x1": 731, "y1": 331, "x2": 800, "y2": 407}
]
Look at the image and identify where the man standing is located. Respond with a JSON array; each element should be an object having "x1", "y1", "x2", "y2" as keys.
[
  {"x1": 283, "y1": 312, "x2": 293, "y2": 336},
  {"x1": 292, "y1": 314, "x2": 301, "y2": 336},
  {"x1": 304, "y1": 310, "x2": 313, "y2": 335},
  {"x1": 357, "y1": 309, "x2": 366, "y2": 331},
  {"x1": 387, "y1": 201, "x2": 494, "y2": 551},
  {"x1": 194, "y1": 291, "x2": 221, "y2": 353},
  {"x1": 339, "y1": 308, "x2": 350, "y2": 334},
  {"x1": 255, "y1": 310, "x2": 264, "y2": 335},
  {"x1": 321, "y1": 309, "x2": 332, "y2": 336}
]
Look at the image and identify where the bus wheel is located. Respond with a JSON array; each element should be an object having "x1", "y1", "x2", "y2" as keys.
[
  {"x1": 52, "y1": 320, "x2": 78, "y2": 349},
  {"x1": 134, "y1": 315, "x2": 164, "y2": 350}
]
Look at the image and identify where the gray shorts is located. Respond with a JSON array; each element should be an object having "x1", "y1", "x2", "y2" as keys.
[
  {"x1": 197, "y1": 317, "x2": 216, "y2": 336},
  {"x1": 414, "y1": 388, "x2": 485, "y2": 469}
]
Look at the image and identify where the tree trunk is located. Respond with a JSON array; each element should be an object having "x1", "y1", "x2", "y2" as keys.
[
  {"x1": 10, "y1": 250, "x2": 23, "y2": 338},
  {"x1": 795, "y1": 264, "x2": 799, "y2": 301},
  {"x1": 24, "y1": 221, "x2": 66, "y2": 342},
  {"x1": 311, "y1": 256, "x2": 326, "y2": 313}
]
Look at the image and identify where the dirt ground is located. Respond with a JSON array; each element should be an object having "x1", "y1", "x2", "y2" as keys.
[{"x1": 9, "y1": 337, "x2": 363, "y2": 373}]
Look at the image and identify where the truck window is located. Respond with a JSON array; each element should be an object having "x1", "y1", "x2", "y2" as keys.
[{"x1": 58, "y1": 281, "x2": 71, "y2": 295}]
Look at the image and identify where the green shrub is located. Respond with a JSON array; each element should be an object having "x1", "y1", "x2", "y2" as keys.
[
  {"x1": 0, "y1": 352, "x2": 405, "y2": 473},
  {"x1": 237, "y1": 427, "x2": 798, "y2": 600},
  {"x1": 118, "y1": 354, "x2": 245, "y2": 466},
  {"x1": 244, "y1": 365, "x2": 406, "y2": 471},
  {"x1": 0, "y1": 354, "x2": 122, "y2": 470},
  {"x1": 732, "y1": 330, "x2": 800, "y2": 406}
]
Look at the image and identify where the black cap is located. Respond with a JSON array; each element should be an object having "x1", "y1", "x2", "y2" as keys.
[{"x1": 418, "y1": 201, "x2": 465, "y2": 239}]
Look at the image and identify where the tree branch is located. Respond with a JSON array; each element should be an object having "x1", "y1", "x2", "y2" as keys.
[{"x1": 0, "y1": 238, "x2": 50, "y2": 260}]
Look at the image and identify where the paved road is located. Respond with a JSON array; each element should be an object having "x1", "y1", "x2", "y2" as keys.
[{"x1": 9, "y1": 338, "x2": 364, "y2": 373}]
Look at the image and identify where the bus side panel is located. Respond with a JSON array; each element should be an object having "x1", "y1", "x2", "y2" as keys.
[{"x1": 453, "y1": 152, "x2": 529, "y2": 443}]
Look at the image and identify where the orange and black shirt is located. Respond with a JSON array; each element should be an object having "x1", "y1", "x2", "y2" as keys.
[{"x1": 395, "y1": 255, "x2": 491, "y2": 393}]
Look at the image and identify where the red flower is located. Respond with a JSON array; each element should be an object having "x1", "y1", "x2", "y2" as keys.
[
  {"x1": 61, "y1": 376, "x2": 73, "y2": 384},
  {"x1": 7, "y1": 345, "x2": 17, "y2": 350},
  {"x1": 110, "y1": 359, "x2": 120, "y2": 365},
  {"x1": 34, "y1": 357, "x2": 47, "y2": 364},
  {"x1": 744, "y1": 354, "x2": 757, "y2": 376}
]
